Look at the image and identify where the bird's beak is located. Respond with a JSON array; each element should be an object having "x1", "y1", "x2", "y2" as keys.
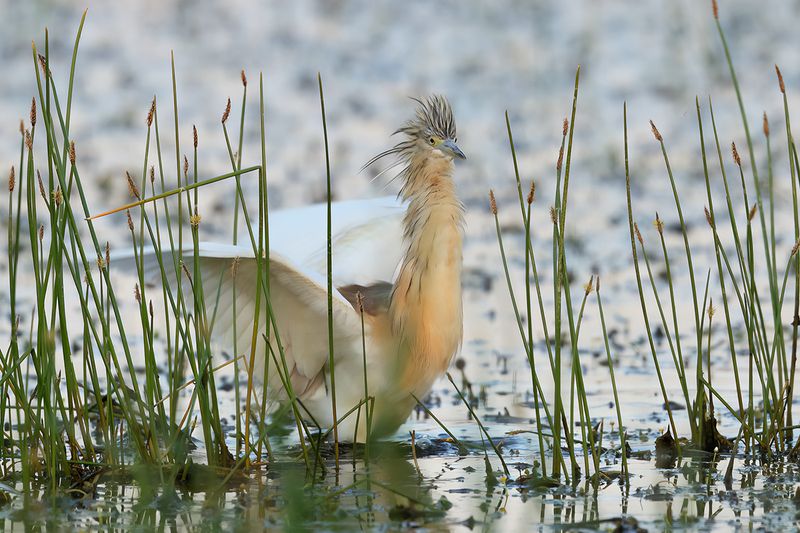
[{"x1": 441, "y1": 139, "x2": 466, "y2": 160}]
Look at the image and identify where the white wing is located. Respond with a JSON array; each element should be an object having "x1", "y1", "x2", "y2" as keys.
[
  {"x1": 268, "y1": 196, "x2": 405, "y2": 285},
  {"x1": 123, "y1": 196, "x2": 405, "y2": 400}
]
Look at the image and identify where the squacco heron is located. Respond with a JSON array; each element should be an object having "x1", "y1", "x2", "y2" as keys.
[{"x1": 135, "y1": 95, "x2": 465, "y2": 441}]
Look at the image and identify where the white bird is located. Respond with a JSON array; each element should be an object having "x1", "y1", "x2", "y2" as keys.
[{"x1": 133, "y1": 95, "x2": 465, "y2": 442}]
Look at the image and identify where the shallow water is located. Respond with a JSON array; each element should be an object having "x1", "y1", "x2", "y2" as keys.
[{"x1": 2, "y1": 0, "x2": 800, "y2": 531}]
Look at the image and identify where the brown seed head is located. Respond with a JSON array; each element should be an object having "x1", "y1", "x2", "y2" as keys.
[
  {"x1": 221, "y1": 97, "x2": 231, "y2": 124},
  {"x1": 634, "y1": 222, "x2": 643, "y2": 245},
  {"x1": 654, "y1": 213, "x2": 664, "y2": 234},
  {"x1": 96, "y1": 254, "x2": 106, "y2": 271},
  {"x1": 30, "y1": 98, "x2": 37, "y2": 128},
  {"x1": 776, "y1": 65, "x2": 786, "y2": 94},
  {"x1": 705, "y1": 206, "x2": 714, "y2": 228},
  {"x1": 193, "y1": 125, "x2": 198, "y2": 148},
  {"x1": 241, "y1": 69, "x2": 247, "y2": 87},
  {"x1": 763, "y1": 112, "x2": 770, "y2": 137},
  {"x1": 37, "y1": 53, "x2": 47, "y2": 74},
  {"x1": 126, "y1": 209, "x2": 134, "y2": 231},
  {"x1": 8, "y1": 166, "x2": 14, "y2": 192},
  {"x1": 556, "y1": 145, "x2": 564, "y2": 171},
  {"x1": 19, "y1": 120, "x2": 24, "y2": 135},
  {"x1": 183, "y1": 155, "x2": 189, "y2": 178},
  {"x1": 489, "y1": 190, "x2": 497, "y2": 215},
  {"x1": 356, "y1": 291, "x2": 364, "y2": 313},
  {"x1": 146, "y1": 97, "x2": 155, "y2": 127},
  {"x1": 562, "y1": 118, "x2": 569, "y2": 137},
  {"x1": 52, "y1": 186, "x2": 62, "y2": 207},
  {"x1": 527, "y1": 180, "x2": 535, "y2": 205},
  {"x1": 181, "y1": 261, "x2": 192, "y2": 283},
  {"x1": 792, "y1": 239, "x2": 800, "y2": 257},
  {"x1": 731, "y1": 142, "x2": 741, "y2": 167},
  {"x1": 38, "y1": 225, "x2": 44, "y2": 241},
  {"x1": 190, "y1": 212, "x2": 201, "y2": 227},
  {"x1": 708, "y1": 300, "x2": 716, "y2": 319},
  {"x1": 149, "y1": 300, "x2": 153, "y2": 317},
  {"x1": 134, "y1": 283, "x2": 141, "y2": 303},
  {"x1": 649, "y1": 120, "x2": 662, "y2": 142},
  {"x1": 549, "y1": 206, "x2": 557, "y2": 224},
  {"x1": 37, "y1": 171, "x2": 46, "y2": 201},
  {"x1": 126, "y1": 171, "x2": 141, "y2": 200},
  {"x1": 149, "y1": 165, "x2": 155, "y2": 184},
  {"x1": 24, "y1": 130, "x2": 32, "y2": 151},
  {"x1": 748, "y1": 204, "x2": 757, "y2": 222},
  {"x1": 712, "y1": 0, "x2": 718, "y2": 19},
  {"x1": 69, "y1": 140, "x2": 76, "y2": 165},
  {"x1": 584, "y1": 275, "x2": 594, "y2": 295},
  {"x1": 596, "y1": 275, "x2": 601, "y2": 292},
  {"x1": 105, "y1": 242, "x2": 110, "y2": 267}
]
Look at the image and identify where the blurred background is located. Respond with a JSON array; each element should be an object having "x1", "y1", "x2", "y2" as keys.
[{"x1": 1, "y1": 0, "x2": 798, "y2": 206}]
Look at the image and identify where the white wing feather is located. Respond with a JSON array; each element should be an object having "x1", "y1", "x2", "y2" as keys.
[{"x1": 122, "y1": 196, "x2": 405, "y2": 400}]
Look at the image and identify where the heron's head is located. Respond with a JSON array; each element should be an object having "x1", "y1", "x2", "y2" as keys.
[
  {"x1": 364, "y1": 95, "x2": 465, "y2": 174},
  {"x1": 398, "y1": 95, "x2": 465, "y2": 161}
]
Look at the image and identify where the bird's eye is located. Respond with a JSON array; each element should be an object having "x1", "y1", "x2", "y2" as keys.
[{"x1": 429, "y1": 137, "x2": 435, "y2": 145}]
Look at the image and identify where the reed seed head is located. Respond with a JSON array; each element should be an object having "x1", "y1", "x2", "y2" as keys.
[
  {"x1": 707, "y1": 300, "x2": 716, "y2": 319},
  {"x1": 489, "y1": 190, "x2": 497, "y2": 215},
  {"x1": 654, "y1": 213, "x2": 664, "y2": 234},
  {"x1": 8, "y1": 166, "x2": 14, "y2": 192},
  {"x1": 24, "y1": 130, "x2": 32, "y2": 151},
  {"x1": 69, "y1": 140, "x2": 76, "y2": 165},
  {"x1": 38, "y1": 225, "x2": 44, "y2": 241},
  {"x1": 527, "y1": 180, "x2": 535, "y2": 204},
  {"x1": 562, "y1": 118, "x2": 569, "y2": 137},
  {"x1": 37, "y1": 171, "x2": 46, "y2": 201},
  {"x1": 97, "y1": 254, "x2": 106, "y2": 271},
  {"x1": 549, "y1": 206, "x2": 557, "y2": 224},
  {"x1": 52, "y1": 186, "x2": 62, "y2": 207},
  {"x1": 126, "y1": 171, "x2": 141, "y2": 200},
  {"x1": 763, "y1": 112, "x2": 770, "y2": 137},
  {"x1": 241, "y1": 69, "x2": 247, "y2": 87},
  {"x1": 748, "y1": 204, "x2": 757, "y2": 222},
  {"x1": 776, "y1": 65, "x2": 786, "y2": 94},
  {"x1": 556, "y1": 145, "x2": 564, "y2": 171},
  {"x1": 584, "y1": 275, "x2": 594, "y2": 295},
  {"x1": 134, "y1": 283, "x2": 141, "y2": 303},
  {"x1": 231, "y1": 256, "x2": 241, "y2": 278},
  {"x1": 105, "y1": 242, "x2": 110, "y2": 268},
  {"x1": 146, "y1": 97, "x2": 155, "y2": 127},
  {"x1": 792, "y1": 239, "x2": 800, "y2": 257},
  {"x1": 356, "y1": 291, "x2": 364, "y2": 313},
  {"x1": 149, "y1": 165, "x2": 155, "y2": 184},
  {"x1": 221, "y1": 97, "x2": 231, "y2": 124},
  {"x1": 193, "y1": 125, "x2": 198, "y2": 148},
  {"x1": 30, "y1": 97, "x2": 37, "y2": 128},
  {"x1": 649, "y1": 120, "x2": 662, "y2": 142},
  {"x1": 126, "y1": 209, "x2": 134, "y2": 231},
  {"x1": 731, "y1": 142, "x2": 741, "y2": 167},
  {"x1": 37, "y1": 53, "x2": 47, "y2": 74},
  {"x1": 19, "y1": 120, "x2": 24, "y2": 135},
  {"x1": 181, "y1": 261, "x2": 192, "y2": 283},
  {"x1": 712, "y1": 0, "x2": 718, "y2": 19},
  {"x1": 705, "y1": 206, "x2": 714, "y2": 228},
  {"x1": 634, "y1": 222, "x2": 643, "y2": 245},
  {"x1": 190, "y1": 212, "x2": 201, "y2": 227},
  {"x1": 183, "y1": 155, "x2": 189, "y2": 178},
  {"x1": 595, "y1": 275, "x2": 601, "y2": 292}
]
